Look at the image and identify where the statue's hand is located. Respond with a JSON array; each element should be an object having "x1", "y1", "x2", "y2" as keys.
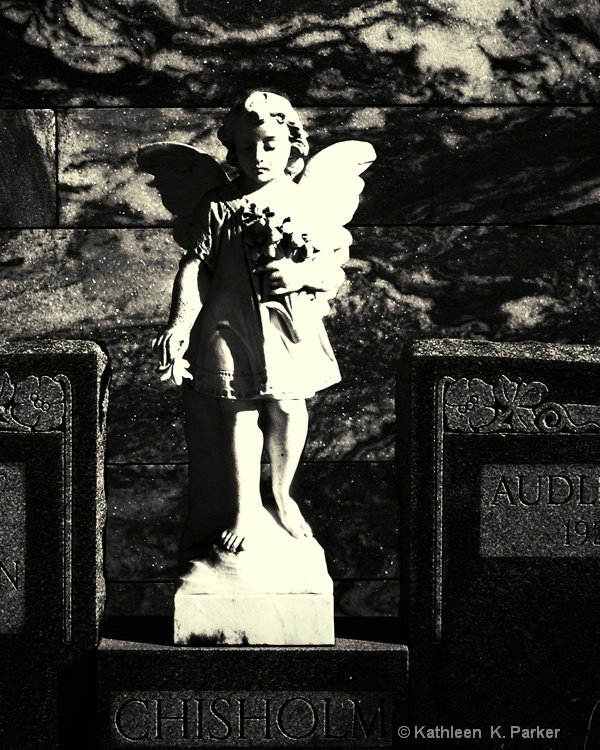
[
  {"x1": 151, "y1": 327, "x2": 193, "y2": 385},
  {"x1": 254, "y1": 257, "x2": 306, "y2": 295},
  {"x1": 152, "y1": 326, "x2": 189, "y2": 366},
  {"x1": 158, "y1": 357, "x2": 193, "y2": 386}
]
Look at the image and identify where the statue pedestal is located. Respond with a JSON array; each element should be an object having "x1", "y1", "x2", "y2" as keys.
[{"x1": 174, "y1": 508, "x2": 334, "y2": 646}]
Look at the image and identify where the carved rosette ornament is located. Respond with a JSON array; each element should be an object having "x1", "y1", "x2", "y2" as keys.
[
  {"x1": 0, "y1": 372, "x2": 66, "y2": 431},
  {"x1": 443, "y1": 374, "x2": 600, "y2": 434}
]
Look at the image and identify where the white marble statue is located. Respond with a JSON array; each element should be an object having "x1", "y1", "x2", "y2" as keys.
[{"x1": 139, "y1": 91, "x2": 375, "y2": 567}]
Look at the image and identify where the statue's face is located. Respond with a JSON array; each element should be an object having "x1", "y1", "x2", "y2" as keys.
[{"x1": 234, "y1": 118, "x2": 292, "y2": 190}]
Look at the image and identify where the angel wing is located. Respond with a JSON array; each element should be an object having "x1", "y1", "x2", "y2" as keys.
[
  {"x1": 137, "y1": 141, "x2": 230, "y2": 250},
  {"x1": 295, "y1": 140, "x2": 376, "y2": 229},
  {"x1": 257, "y1": 141, "x2": 375, "y2": 341}
]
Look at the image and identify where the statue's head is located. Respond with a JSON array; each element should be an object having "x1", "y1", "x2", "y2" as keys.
[{"x1": 217, "y1": 91, "x2": 309, "y2": 179}]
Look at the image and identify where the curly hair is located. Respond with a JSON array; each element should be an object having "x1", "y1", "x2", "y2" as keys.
[{"x1": 217, "y1": 91, "x2": 309, "y2": 178}]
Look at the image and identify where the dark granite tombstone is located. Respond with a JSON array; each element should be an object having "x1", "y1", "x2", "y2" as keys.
[
  {"x1": 397, "y1": 339, "x2": 600, "y2": 749},
  {"x1": 0, "y1": 340, "x2": 109, "y2": 748},
  {"x1": 97, "y1": 630, "x2": 407, "y2": 749}
]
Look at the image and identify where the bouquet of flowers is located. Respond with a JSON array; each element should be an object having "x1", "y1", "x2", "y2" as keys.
[
  {"x1": 241, "y1": 202, "x2": 319, "y2": 342},
  {"x1": 242, "y1": 202, "x2": 313, "y2": 264}
]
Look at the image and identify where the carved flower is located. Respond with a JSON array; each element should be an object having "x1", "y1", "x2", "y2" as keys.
[
  {"x1": 0, "y1": 371, "x2": 15, "y2": 420},
  {"x1": 492, "y1": 374, "x2": 548, "y2": 431},
  {"x1": 444, "y1": 377, "x2": 496, "y2": 432},
  {"x1": 0, "y1": 372, "x2": 15, "y2": 406},
  {"x1": 13, "y1": 376, "x2": 64, "y2": 430},
  {"x1": 0, "y1": 373, "x2": 15, "y2": 428}
]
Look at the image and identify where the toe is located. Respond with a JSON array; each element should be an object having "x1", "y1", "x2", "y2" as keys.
[
  {"x1": 235, "y1": 535, "x2": 245, "y2": 553},
  {"x1": 221, "y1": 531, "x2": 237, "y2": 552}
]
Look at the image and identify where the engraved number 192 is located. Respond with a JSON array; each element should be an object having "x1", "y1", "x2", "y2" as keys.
[{"x1": 564, "y1": 520, "x2": 600, "y2": 547}]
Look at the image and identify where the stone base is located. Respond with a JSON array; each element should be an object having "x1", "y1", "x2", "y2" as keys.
[
  {"x1": 97, "y1": 622, "x2": 408, "y2": 748},
  {"x1": 0, "y1": 644, "x2": 97, "y2": 750},
  {"x1": 174, "y1": 508, "x2": 334, "y2": 645},
  {"x1": 175, "y1": 593, "x2": 334, "y2": 646}
]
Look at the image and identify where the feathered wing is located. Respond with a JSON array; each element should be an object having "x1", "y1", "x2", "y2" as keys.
[
  {"x1": 137, "y1": 141, "x2": 230, "y2": 250},
  {"x1": 258, "y1": 141, "x2": 376, "y2": 343},
  {"x1": 295, "y1": 140, "x2": 376, "y2": 229},
  {"x1": 283, "y1": 139, "x2": 376, "y2": 306}
]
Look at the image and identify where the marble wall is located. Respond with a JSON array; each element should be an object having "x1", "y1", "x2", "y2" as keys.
[
  {"x1": 59, "y1": 106, "x2": 600, "y2": 225},
  {"x1": 0, "y1": 110, "x2": 55, "y2": 225},
  {"x1": 1, "y1": 0, "x2": 599, "y2": 622},
  {"x1": 2, "y1": 0, "x2": 599, "y2": 105}
]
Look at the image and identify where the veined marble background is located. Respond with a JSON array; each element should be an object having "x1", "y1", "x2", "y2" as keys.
[
  {"x1": 1, "y1": 0, "x2": 599, "y2": 621},
  {"x1": 1, "y1": 0, "x2": 600, "y2": 105}
]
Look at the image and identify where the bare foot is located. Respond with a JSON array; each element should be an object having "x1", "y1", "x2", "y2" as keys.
[
  {"x1": 219, "y1": 518, "x2": 253, "y2": 553},
  {"x1": 274, "y1": 499, "x2": 312, "y2": 539}
]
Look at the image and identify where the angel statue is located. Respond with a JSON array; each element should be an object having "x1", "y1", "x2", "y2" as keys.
[{"x1": 138, "y1": 91, "x2": 376, "y2": 566}]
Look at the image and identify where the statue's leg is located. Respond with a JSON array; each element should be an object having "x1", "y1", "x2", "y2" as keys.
[
  {"x1": 263, "y1": 399, "x2": 313, "y2": 539},
  {"x1": 217, "y1": 397, "x2": 264, "y2": 553},
  {"x1": 179, "y1": 389, "x2": 264, "y2": 561},
  {"x1": 179, "y1": 387, "x2": 229, "y2": 568}
]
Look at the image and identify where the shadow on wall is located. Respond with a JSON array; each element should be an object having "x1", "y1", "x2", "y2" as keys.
[
  {"x1": 1, "y1": 0, "x2": 600, "y2": 105},
  {"x1": 0, "y1": 110, "x2": 56, "y2": 226}
]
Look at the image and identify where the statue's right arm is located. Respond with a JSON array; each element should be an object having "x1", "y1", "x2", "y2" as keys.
[{"x1": 152, "y1": 254, "x2": 209, "y2": 368}]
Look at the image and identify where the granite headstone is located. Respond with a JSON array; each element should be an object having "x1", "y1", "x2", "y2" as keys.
[
  {"x1": 98, "y1": 630, "x2": 407, "y2": 748},
  {"x1": 0, "y1": 340, "x2": 109, "y2": 748},
  {"x1": 397, "y1": 339, "x2": 600, "y2": 748}
]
